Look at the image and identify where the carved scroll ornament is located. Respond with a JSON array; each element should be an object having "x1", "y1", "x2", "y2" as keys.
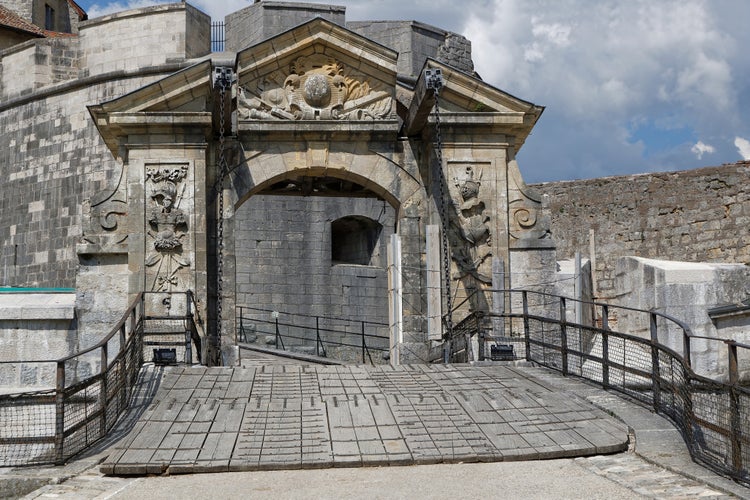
[
  {"x1": 507, "y1": 161, "x2": 551, "y2": 241},
  {"x1": 239, "y1": 55, "x2": 392, "y2": 121}
]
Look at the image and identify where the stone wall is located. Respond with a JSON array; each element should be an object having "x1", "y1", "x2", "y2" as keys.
[
  {"x1": 348, "y1": 21, "x2": 474, "y2": 79},
  {"x1": 0, "y1": 291, "x2": 76, "y2": 391},
  {"x1": 226, "y1": 1, "x2": 345, "y2": 52},
  {"x1": 234, "y1": 195, "x2": 394, "y2": 333},
  {"x1": 78, "y1": 3, "x2": 209, "y2": 77},
  {"x1": 31, "y1": 0, "x2": 73, "y2": 32},
  {"x1": 0, "y1": 3, "x2": 210, "y2": 289},
  {"x1": 0, "y1": 76, "x2": 160, "y2": 289},
  {"x1": 615, "y1": 257, "x2": 750, "y2": 381},
  {"x1": 0, "y1": 0, "x2": 32, "y2": 23},
  {"x1": 534, "y1": 161, "x2": 750, "y2": 300}
]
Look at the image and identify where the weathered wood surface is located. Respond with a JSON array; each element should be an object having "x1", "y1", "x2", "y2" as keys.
[{"x1": 101, "y1": 364, "x2": 628, "y2": 475}]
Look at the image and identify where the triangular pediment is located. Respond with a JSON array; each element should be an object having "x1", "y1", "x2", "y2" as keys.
[
  {"x1": 90, "y1": 60, "x2": 213, "y2": 114},
  {"x1": 88, "y1": 60, "x2": 214, "y2": 156},
  {"x1": 236, "y1": 18, "x2": 398, "y2": 122},
  {"x1": 403, "y1": 59, "x2": 544, "y2": 147},
  {"x1": 427, "y1": 60, "x2": 541, "y2": 116}
]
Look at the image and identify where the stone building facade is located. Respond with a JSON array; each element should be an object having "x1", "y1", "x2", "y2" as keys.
[{"x1": 1, "y1": 1, "x2": 553, "y2": 366}]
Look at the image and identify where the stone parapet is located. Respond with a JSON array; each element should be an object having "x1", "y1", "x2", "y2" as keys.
[
  {"x1": 226, "y1": 1, "x2": 345, "y2": 52},
  {"x1": 78, "y1": 2, "x2": 209, "y2": 78},
  {"x1": 535, "y1": 161, "x2": 750, "y2": 300},
  {"x1": 0, "y1": 290, "x2": 76, "y2": 390}
]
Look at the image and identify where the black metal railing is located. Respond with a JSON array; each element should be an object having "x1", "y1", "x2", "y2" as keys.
[
  {"x1": 236, "y1": 305, "x2": 390, "y2": 364},
  {"x1": 211, "y1": 22, "x2": 225, "y2": 52},
  {"x1": 0, "y1": 291, "x2": 199, "y2": 467},
  {"x1": 438, "y1": 289, "x2": 750, "y2": 486}
]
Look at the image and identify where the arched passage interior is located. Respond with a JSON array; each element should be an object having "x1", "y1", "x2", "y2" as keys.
[{"x1": 232, "y1": 174, "x2": 395, "y2": 361}]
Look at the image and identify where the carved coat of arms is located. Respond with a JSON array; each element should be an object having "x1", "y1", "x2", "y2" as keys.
[{"x1": 238, "y1": 55, "x2": 392, "y2": 121}]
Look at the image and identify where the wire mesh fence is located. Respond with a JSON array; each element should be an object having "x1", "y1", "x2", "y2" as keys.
[
  {"x1": 0, "y1": 291, "x2": 197, "y2": 467},
  {"x1": 440, "y1": 289, "x2": 750, "y2": 486}
]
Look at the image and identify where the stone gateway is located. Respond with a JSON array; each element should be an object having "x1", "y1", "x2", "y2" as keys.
[{"x1": 1, "y1": 2, "x2": 553, "y2": 366}]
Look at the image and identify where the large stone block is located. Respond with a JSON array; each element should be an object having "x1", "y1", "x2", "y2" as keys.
[{"x1": 615, "y1": 256, "x2": 750, "y2": 381}]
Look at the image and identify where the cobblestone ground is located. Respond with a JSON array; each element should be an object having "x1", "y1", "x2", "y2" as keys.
[{"x1": 575, "y1": 454, "x2": 737, "y2": 499}]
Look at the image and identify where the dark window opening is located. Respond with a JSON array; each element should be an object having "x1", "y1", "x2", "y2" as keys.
[
  {"x1": 45, "y1": 5, "x2": 55, "y2": 31},
  {"x1": 331, "y1": 216, "x2": 383, "y2": 266}
]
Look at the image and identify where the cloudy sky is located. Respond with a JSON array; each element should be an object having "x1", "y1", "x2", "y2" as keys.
[{"x1": 77, "y1": 0, "x2": 750, "y2": 183}]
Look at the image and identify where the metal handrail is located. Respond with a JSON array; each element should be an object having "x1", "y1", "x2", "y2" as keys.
[
  {"x1": 440, "y1": 289, "x2": 750, "y2": 486},
  {"x1": 0, "y1": 291, "x2": 197, "y2": 467},
  {"x1": 236, "y1": 305, "x2": 389, "y2": 364}
]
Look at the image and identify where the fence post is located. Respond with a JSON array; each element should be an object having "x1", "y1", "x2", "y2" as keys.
[
  {"x1": 683, "y1": 330, "x2": 691, "y2": 369},
  {"x1": 185, "y1": 291, "x2": 193, "y2": 364},
  {"x1": 601, "y1": 304, "x2": 610, "y2": 390},
  {"x1": 54, "y1": 360, "x2": 65, "y2": 464},
  {"x1": 559, "y1": 296, "x2": 568, "y2": 376},
  {"x1": 99, "y1": 344, "x2": 108, "y2": 436},
  {"x1": 649, "y1": 312, "x2": 661, "y2": 412},
  {"x1": 316, "y1": 317, "x2": 321, "y2": 357},
  {"x1": 523, "y1": 291, "x2": 531, "y2": 361},
  {"x1": 478, "y1": 312, "x2": 486, "y2": 361},
  {"x1": 361, "y1": 321, "x2": 366, "y2": 364},
  {"x1": 727, "y1": 341, "x2": 742, "y2": 474},
  {"x1": 275, "y1": 316, "x2": 280, "y2": 350},
  {"x1": 119, "y1": 323, "x2": 127, "y2": 411}
]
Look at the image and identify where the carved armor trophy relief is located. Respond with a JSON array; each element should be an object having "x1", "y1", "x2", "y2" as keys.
[
  {"x1": 450, "y1": 165, "x2": 493, "y2": 284},
  {"x1": 238, "y1": 54, "x2": 392, "y2": 121},
  {"x1": 144, "y1": 165, "x2": 191, "y2": 292}
]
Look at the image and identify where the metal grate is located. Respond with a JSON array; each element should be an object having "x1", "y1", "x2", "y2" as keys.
[{"x1": 211, "y1": 22, "x2": 225, "y2": 52}]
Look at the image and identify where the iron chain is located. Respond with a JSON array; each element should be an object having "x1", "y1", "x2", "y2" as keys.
[
  {"x1": 215, "y1": 82, "x2": 228, "y2": 363},
  {"x1": 433, "y1": 91, "x2": 453, "y2": 342}
]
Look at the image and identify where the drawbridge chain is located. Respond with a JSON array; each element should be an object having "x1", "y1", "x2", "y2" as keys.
[
  {"x1": 213, "y1": 66, "x2": 234, "y2": 365},
  {"x1": 426, "y1": 68, "x2": 454, "y2": 360}
]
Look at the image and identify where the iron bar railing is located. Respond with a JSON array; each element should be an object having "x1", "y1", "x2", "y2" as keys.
[
  {"x1": 438, "y1": 289, "x2": 750, "y2": 486},
  {"x1": 236, "y1": 305, "x2": 389, "y2": 364},
  {"x1": 0, "y1": 291, "x2": 198, "y2": 467}
]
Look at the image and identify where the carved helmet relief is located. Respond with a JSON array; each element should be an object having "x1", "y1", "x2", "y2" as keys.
[{"x1": 239, "y1": 54, "x2": 392, "y2": 121}]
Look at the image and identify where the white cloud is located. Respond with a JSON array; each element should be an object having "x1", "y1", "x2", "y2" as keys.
[
  {"x1": 462, "y1": 0, "x2": 750, "y2": 180},
  {"x1": 735, "y1": 137, "x2": 750, "y2": 160},
  {"x1": 531, "y1": 19, "x2": 571, "y2": 47},
  {"x1": 78, "y1": 0, "x2": 750, "y2": 181},
  {"x1": 690, "y1": 141, "x2": 715, "y2": 159}
]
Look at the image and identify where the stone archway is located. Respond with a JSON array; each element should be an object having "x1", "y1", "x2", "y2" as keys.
[
  {"x1": 231, "y1": 175, "x2": 396, "y2": 362},
  {"x1": 218, "y1": 148, "x2": 429, "y2": 363}
]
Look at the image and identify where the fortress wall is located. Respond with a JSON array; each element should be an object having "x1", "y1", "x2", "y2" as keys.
[
  {"x1": 226, "y1": 1, "x2": 345, "y2": 52},
  {"x1": 78, "y1": 3, "x2": 209, "y2": 77},
  {"x1": 534, "y1": 161, "x2": 750, "y2": 300},
  {"x1": 348, "y1": 21, "x2": 474, "y2": 79},
  {"x1": 0, "y1": 4, "x2": 210, "y2": 289},
  {"x1": 0, "y1": 38, "x2": 80, "y2": 97},
  {"x1": 0, "y1": 75, "x2": 163, "y2": 288}
]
